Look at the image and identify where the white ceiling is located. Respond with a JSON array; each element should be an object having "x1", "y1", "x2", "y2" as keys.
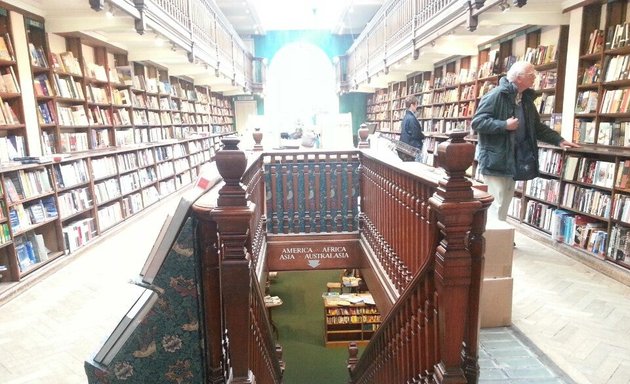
[
  {"x1": 214, "y1": 0, "x2": 384, "y2": 36},
  {"x1": 7, "y1": 0, "x2": 588, "y2": 93}
]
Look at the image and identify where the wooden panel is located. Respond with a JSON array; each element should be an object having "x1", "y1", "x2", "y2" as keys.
[{"x1": 266, "y1": 233, "x2": 361, "y2": 271}]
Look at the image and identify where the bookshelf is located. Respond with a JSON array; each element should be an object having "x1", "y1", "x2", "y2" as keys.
[
  {"x1": 506, "y1": 145, "x2": 630, "y2": 271},
  {"x1": 511, "y1": 0, "x2": 630, "y2": 272},
  {"x1": 323, "y1": 292, "x2": 381, "y2": 347},
  {"x1": 0, "y1": 6, "x2": 26, "y2": 162},
  {"x1": 0, "y1": 134, "x2": 226, "y2": 283}
]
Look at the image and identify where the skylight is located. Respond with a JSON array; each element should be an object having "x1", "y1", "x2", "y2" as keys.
[{"x1": 250, "y1": 0, "x2": 351, "y2": 31}]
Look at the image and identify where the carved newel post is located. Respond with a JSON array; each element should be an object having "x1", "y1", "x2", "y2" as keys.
[
  {"x1": 212, "y1": 137, "x2": 255, "y2": 384},
  {"x1": 429, "y1": 131, "x2": 485, "y2": 384},
  {"x1": 357, "y1": 123, "x2": 370, "y2": 148},
  {"x1": 252, "y1": 127, "x2": 263, "y2": 151}
]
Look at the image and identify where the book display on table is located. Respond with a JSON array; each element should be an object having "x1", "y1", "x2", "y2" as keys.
[{"x1": 322, "y1": 292, "x2": 381, "y2": 347}]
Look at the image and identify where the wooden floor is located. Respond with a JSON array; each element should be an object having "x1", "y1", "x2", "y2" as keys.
[{"x1": 0, "y1": 197, "x2": 628, "y2": 383}]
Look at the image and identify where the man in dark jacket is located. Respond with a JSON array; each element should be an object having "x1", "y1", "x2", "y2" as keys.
[
  {"x1": 398, "y1": 95, "x2": 425, "y2": 161},
  {"x1": 472, "y1": 60, "x2": 579, "y2": 221}
]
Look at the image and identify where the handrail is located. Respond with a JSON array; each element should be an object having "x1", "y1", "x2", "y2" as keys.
[
  {"x1": 107, "y1": 0, "x2": 253, "y2": 88},
  {"x1": 343, "y1": 0, "x2": 470, "y2": 87},
  {"x1": 348, "y1": 132, "x2": 492, "y2": 384}
]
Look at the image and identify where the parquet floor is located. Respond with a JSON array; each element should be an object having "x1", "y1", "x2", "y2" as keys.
[{"x1": 0, "y1": 197, "x2": 628, "y2": 383}]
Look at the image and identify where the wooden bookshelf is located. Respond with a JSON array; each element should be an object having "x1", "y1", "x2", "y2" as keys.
[
  {"x1": 323, "y1": 292, "x2": 380, "y2": 347},
  {"x1": 1, "y1": 7, "x2": 26, "y2": 161},
  {"x1": 0, "y1": 133, "x2": 227, "y2": 283}
]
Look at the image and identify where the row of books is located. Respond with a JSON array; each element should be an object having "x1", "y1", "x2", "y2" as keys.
[
  {"x1": 9, "y1": 197, "x2": 58, "y2": 234},
  {"x1": 608, "y1": 225, "x2": 630, "y2": 264},
  {"x1": 523, "y1": 200, "x2": 554, "y2": 231},
  {"x1": 561, "y1": 184, "x2": 611, "y2": 218},
  {"x1": 612, "y1": 194, "x2": 630, "y2": 223},
  {"x1": 97, "y1": 201, "x2": 123, "y2": 231},
  {"x1": 54, "y1": 159, "x2": 90, "y2": 189},
  {"x1": 121, "y1": 192, "x2": 144, "y2": 217},
  {"x1": 62, "y1": 217, "x2": 95, "y2": 254},
  {"x1": 574, "y1": 90, "x2": 598, "y2": 114},
  {"x1": 50, "y1": 51, "x2": 83, "y2": 76},
  {"x1": 525, "y1": 177, "x2": 560, "y2": 204},
  {"x1": 533, "y1": 94, "x2": 556, "y2": 115},
  {"x1": 0, "y1": 222, "x2": 9, "y2": 245},
  {"x1": 15, "y1": 232, "x2": 50, "y2": 272},
  {"x1": 585, "y1": 29, "x2": 604, "y2": 55},
  {"x1": 58, "y1": 187, "x2": 93, "y2": 220},
  {"x1": 563, "y1": 157, "x2": 615, "y2": 188},
  {"x1": 617, "y1": 159, "x2": 630, "y2": 189},
  {"x1": 581, "y1": 63, "x2": 600, "y2": 85},
  {"x1": 532, "y1": 70, "x2": 558, "y2": 90},
  {"x1": 0, "y1": 66, "x2": 20, "y2": 93},
  {"x1": 0, "y1": 97, "x2": 20, "y2": 125},
  {"x1": 4, "y1": 168, "x2": 54, "y2": 203},
  {"x1": 0, "y1": 33, "x2": 15, "y2": 61},
  {"x1": 604, "y1": 54, "x2": 630, "y2": 82},
  {"x1": 551, "y1": 210, "x2": 608, "y2": 257},
  {"x1": 0, "y1": 135, "x2": 25, "y2": 163},
  {"x1": 538, "y1": 147, "x2": 564, "y2": 175},
  {"x1": 27, "y1": 43, "x2": 48, "y2": 68},
  {"x1": 523, "y1": 44, "x2": 557, "y2": 66},
  {"x1": 606, "y1": 22, "x2": 630, "y2": 51},
  {"x1": 600, "y1": 87, "x2": 630, "y2": 114}
]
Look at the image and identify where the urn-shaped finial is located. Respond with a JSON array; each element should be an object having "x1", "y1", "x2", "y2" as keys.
[{"x1": 215, "y1": 137, "x2": 247, "y2": 206}]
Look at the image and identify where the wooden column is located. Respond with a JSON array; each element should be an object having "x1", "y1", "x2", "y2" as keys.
[
  {"x1": 462, "y1": 190, "x2": 493, "y2": 384},
  {"x1": 194, "y1": 215, "x2": 226, "y2": 383},
  {"x1": 428, "y1": 131, "x2": 484, "y2": 384},
  {"x1": 212, "y1": 137, "x2": 255, "y2": 384}
]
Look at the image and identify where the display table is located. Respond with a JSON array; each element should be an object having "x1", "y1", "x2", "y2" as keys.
[{"x1": 264, "y1": 295, "x2": 283, "y2": 338}]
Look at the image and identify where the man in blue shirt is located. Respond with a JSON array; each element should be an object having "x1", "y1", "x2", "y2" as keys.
[{"x1": 398, "y1": 95, "x2": 425, "y2": 161}]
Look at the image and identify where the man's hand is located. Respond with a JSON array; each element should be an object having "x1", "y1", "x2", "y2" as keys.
[
  {"x1": 506, "y1": 117, "x2": 519, "y2": 131},
  {"x1": 559, "y1": 140, "x2": 580, "y2": 148}
]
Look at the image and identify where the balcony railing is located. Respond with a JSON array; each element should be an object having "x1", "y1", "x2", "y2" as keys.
[
  {"x1": 342, "y1": 0, "x2": 477, "y2": 88},
  {"x1": 105, "y1": 0, "x2": 260, "y2": 91}
]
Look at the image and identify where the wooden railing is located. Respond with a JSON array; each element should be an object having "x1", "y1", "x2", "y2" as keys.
[
  {"x1": 359, "y1": 153, "x2": 437, "y2": 293},
  {"x1": 107, "y1": 0, "x2": 254, "y2": 89},
  {"x1": 343, "y1": 0, "x2": 477, "y2": 86},
  {"x1": 193, "y1": 138, "x2": 284, "y2": 384},
  {"x1": 349, "y1": 132, "x2": 492, "y2": 384},
  {"x1": 192, "y1": 132, "x2": 491, "y2": 383},
  {"x1": 263, "y1": 151, "x2": 360, "y2": 235}
]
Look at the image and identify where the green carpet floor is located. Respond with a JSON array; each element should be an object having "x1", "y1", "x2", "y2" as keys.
[{"x1": 268, "y1": 270, "x2": 351, "y2": 384}]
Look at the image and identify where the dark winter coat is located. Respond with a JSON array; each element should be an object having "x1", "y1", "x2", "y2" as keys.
[
  {"x1": 472, "y1": 77, "x2": 564, "y2": 177},
  {"x1": 400, "y1": 109, "x2": 424, "y2": 149}
]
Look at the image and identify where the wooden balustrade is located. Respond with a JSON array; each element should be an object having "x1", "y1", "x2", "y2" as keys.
[
  {"x1": 191, "y1": 132, "x2": 490, "y2": 383},
  {"x1": 344, "y1": 0, "x2": 469, "y2": 85},
  {"x1": 348, "y1": 132, "x2": 492, "y2": 384},
  {"x1": 359, "y1": 153, "x2": 437, "y2": 293},
  {"x1": 263, "y1": 151, "x2": 360, "y2": 235}
]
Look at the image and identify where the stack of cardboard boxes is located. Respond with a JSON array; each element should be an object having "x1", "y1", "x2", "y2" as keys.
[{"x1": 479, "y1": 219, "x2": 515, "y2": 328}]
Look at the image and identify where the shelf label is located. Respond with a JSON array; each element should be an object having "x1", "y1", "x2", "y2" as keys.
[{"x1": 267, "y1": 237, "x2": 360, "y2": 271}]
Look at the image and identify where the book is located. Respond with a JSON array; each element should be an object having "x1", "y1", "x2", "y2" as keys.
[
  {"x1": 140, "y1": 163, "x2": 221, "y2": 284},
  {"x1": 92, "y1": 287, "x2": 158, "y2": 365}
]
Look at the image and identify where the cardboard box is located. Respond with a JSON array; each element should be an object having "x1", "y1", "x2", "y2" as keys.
[
  {"x1": 483, "y1": 219, "x2": 515, "y2": 278},
  {"x1": 480, "y1": 277, "x2": 513, "y2": 328}
]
